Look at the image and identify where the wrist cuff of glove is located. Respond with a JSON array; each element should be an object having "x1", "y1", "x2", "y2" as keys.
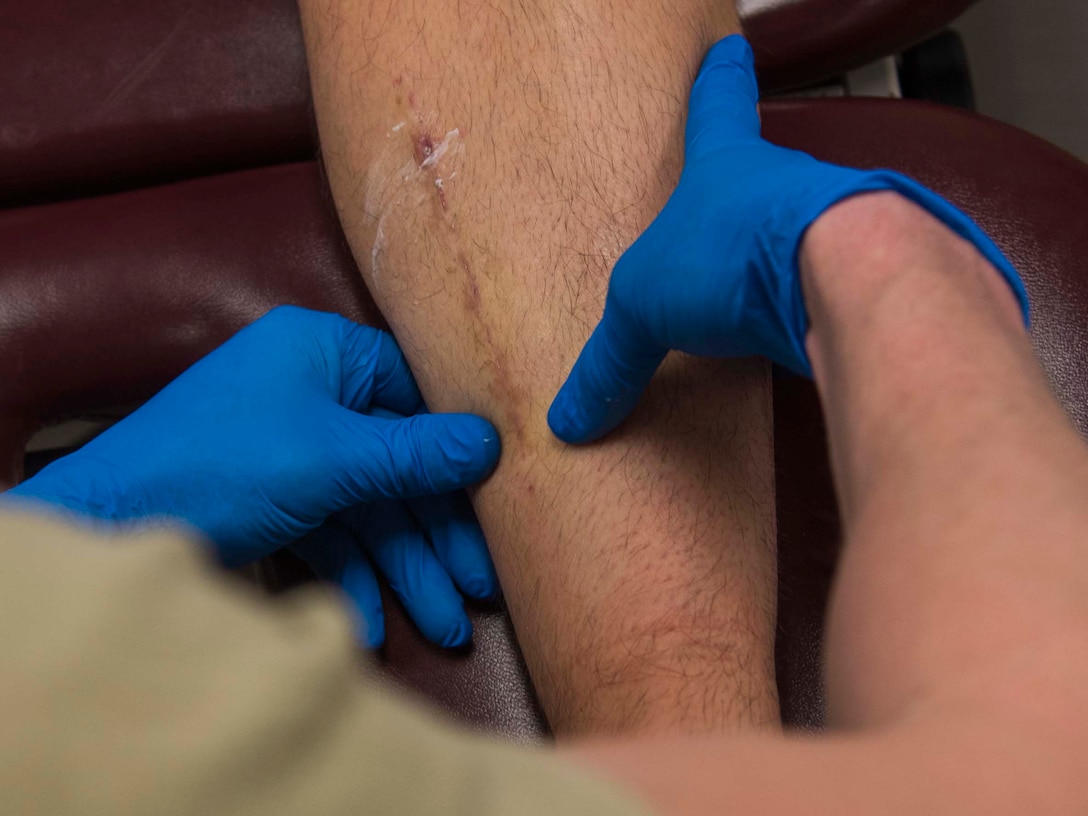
[{"x1": 780, "y1": 171, "x2": 1031, "y2": 377}]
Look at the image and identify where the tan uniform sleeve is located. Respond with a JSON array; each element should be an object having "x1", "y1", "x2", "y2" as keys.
[{"x1": 0, "y1": 510, "x2": 651, "y2": 816}]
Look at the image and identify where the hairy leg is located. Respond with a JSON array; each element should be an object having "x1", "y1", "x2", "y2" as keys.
[{"x1": 298, "y1": 0, "x2": 778, "y2": 736}]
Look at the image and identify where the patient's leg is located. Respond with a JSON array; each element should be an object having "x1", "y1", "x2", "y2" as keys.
[{"x1": 299, "y1": 0, "x2": 777, "y2": 736}]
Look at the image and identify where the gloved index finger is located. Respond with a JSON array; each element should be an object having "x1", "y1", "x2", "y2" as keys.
[
  {"x1": 338, "y1": 321, "x2": 424, "y2": 416},
  {"x1": 685, "y1": 34, "x2": 761, "y2": 153},
  {"x1": 333, "y1": 410, "x2": 501, "y2": 502},
  {"x1": 547, "y1": 306, "x2": 667, "y2": 445}
]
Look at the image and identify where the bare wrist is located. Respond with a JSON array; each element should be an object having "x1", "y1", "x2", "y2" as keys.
[{"x1": 800, "y1": 192, "x2": 1023, "y2": 344}]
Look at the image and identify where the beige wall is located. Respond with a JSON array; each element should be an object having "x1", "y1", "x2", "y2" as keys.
[{"x1": 954, "y1": 0, "x2": 1088, "y2": 162}]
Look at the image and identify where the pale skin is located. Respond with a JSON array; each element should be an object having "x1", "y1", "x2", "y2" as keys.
[{"x1": 298, "y1": 0, "x2": 778, "y2": 735}]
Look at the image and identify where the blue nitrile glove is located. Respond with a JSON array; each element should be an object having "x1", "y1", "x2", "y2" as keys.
[
  {"x1": 4, "y1": 305, "x2": 501, "y2": 648},
  {"x1": 290, "y1": 406, "x2": 499, "y2": 648},
  {"x1": 548, "y1": 35, "x2": 1030, "y2": 445}
]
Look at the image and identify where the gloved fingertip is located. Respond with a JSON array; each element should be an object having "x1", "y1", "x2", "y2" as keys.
[
  {"x1": 432, "y1": 415, "x2": 502, "y2": 485},
  {"x1": 341, "y1": 558, "x2": 385, "y2": 648},
  {"x1": 476, "y1": 422, "x2": 502, "y2": 475},
  {"x1": 410, "y1": 491, "x2": 499, "y2": 600},
  {"x1": 364, "y1": 619, "x2": 386, "y2": 650},
  {"x1": 703, "y1": 33, "x2": 755, "y2": 72},
  {"x1": 547, "y1": 386, "x2": 615, "y2": 446},
  {"x1": 352, "y1": 606, "x2": 385, "y2": 649},
  {"x1": 549, "y1": 310, "x2": 664, "y2": 444},
  {"x1": 687, "y1": 34, "x2": 761, "y2": 148},
  {"x1": 462, "y1": 571, "x2": 498, "y2": 602},
  {"x1": 546, "y1": 388, "x2": 585, "y2": 444},
  {"x1": 441, "y1": 619, "x2": 473, "y2": 650}
]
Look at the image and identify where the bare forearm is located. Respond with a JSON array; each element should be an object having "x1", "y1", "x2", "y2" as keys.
[
  {"x1": 564, "y1": 193, "x2": 1088, "y2": 816},
  {"x1": 801, "y1": 192, "x2": 1088, "y2": 729}
]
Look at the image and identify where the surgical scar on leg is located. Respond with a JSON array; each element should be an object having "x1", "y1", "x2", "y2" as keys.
[
  {"x1": 368, "y1": 105, "x2": 527, "y2": 439},
  {"x1": 302, "y1": 0, "x2": 777, "y2": 735}
]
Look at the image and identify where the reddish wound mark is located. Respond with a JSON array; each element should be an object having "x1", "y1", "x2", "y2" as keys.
[
  {"x1": 456, "y1": 252, "x2": 525, "y2": 440},
  {"x1": 457, "y1": 252, "x2": 480, "y2": 311},
  {"x1": 414, "y1": 133, "x2": 435, "y2": 167},
  {"x1": 467, "y1": 277, "x2": 482, "y2": 313},
  {"x1": 415, "y1": 130, "x2": 451, "y2": 212}
]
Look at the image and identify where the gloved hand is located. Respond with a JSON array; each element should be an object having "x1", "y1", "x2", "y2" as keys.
[
  {"x1": 4, "y1": 305, "x2": 501, "y2": 648},
  {"x1": 548, "y1": 35, "x2": 1030, "y2": 445}
]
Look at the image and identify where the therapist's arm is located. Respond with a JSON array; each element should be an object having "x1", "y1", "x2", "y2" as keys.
[
  {"x1": 0, "y1": 510, "x2": 646, "y2": 816},
  {"x1": 564, "y1": 193, "x2": 1088, "y2": 816}
]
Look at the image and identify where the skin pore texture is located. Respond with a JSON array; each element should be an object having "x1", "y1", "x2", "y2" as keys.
[{"x1": 298, "y1": 0, "x2": 779, "y2": 735}]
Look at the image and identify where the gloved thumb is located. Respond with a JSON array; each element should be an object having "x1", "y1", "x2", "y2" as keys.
[
  {"x1": 548, "y1": 303, "x2": 667, "y2": 445},
  {"x1": 330, "y1": 411, "x2": 501, "y2": 503},
  {"x1": 685, "y1": 35, "x2": 761, "y2": 154}
]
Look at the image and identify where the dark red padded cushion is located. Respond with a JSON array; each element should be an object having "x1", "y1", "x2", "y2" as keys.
[
  {"x1": 739, "y1": 0, "x2": 979, "y2": 91},
  {"x1": 2, "y1": 100, "x2": 1087, "y2": 733},
  {"x1": 0, "y1": 163, "x2": 368, "y2": 479},
  {"x1": 0, "y1": 0, "x2": 973, "y2": 208},
  {"x1": 0, "y1": 0, "x2": 314, "y2": 208}
]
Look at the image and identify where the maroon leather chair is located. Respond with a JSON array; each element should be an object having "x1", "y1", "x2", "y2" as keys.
[
  {"x1": 1, "y1": 0, "x2": 977, "y2": 208},
  {"x1": 5, "y1": 0, "x2": 1084, "y2": 738},
  {"x1": 739, "y1": 0, "x2": 979, "y2": 90}
]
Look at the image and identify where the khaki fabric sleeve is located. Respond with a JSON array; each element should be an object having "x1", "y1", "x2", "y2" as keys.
[{"x1": 0, "y1": 510, "x2": 651, "y2": 816}]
